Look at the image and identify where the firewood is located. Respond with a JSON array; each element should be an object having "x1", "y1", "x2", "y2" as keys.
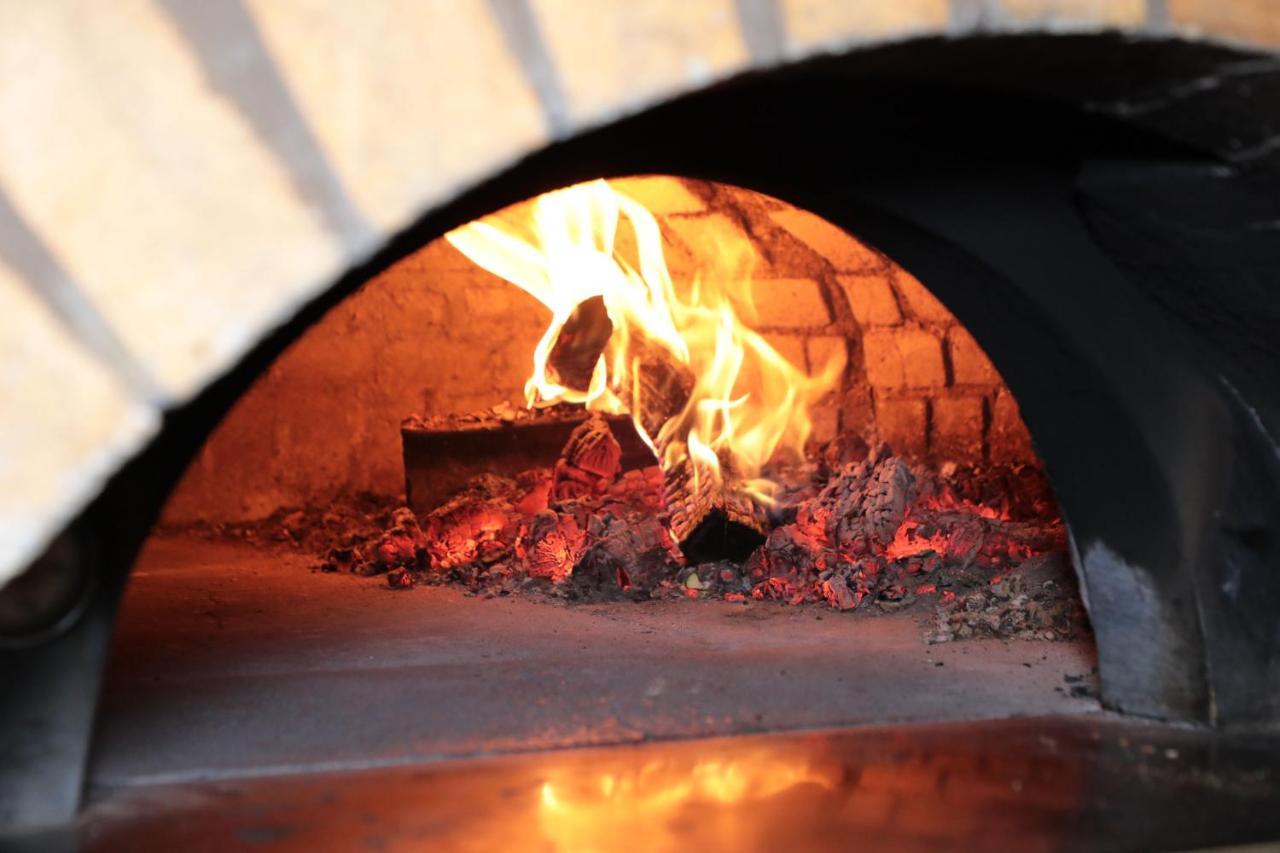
[
  {"x1": 401, "y1": 405, "x2": 652, "y2": 515},
  {"x1": 663, "y1": 453, "x2": 769, "y2": 563},
  {"x1": 517, "y1": 510, "x2": 587, "y2": 583},
  {"x1": 548, "y1": 296, "x2": 613, "y2": 391},
  {"x1": 621, "y1": 339, "x2": 775, "y2": 562},
  {"x1": 621, "y1": 335, "x2": 696, "y2": 443},
  {"x1": 572, "y1": 514, "x2": 680, "y2": 594},
  {"x1": 551, "y1": 414, "x2": 622, "y2": 501},
  {"x1": 423, "y1": 488, "x2": 515, "y2": 571},
  {"x1": 532, "y1": 303, "x2": 771, "y2": 562},
  {"x1": 544, "y1": 297, "x2": 695, "y2": 443},
  {"x1": 797, "y1": 445, "x2": 915, "y2": 553},
  {"x1": 604, "y1": 333, "x2": 775, "y2": 561}
]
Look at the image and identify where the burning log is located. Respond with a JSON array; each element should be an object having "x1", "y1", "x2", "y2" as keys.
[
  {"x1": 548, "y1": 296, "x2": 613, "y2": 391},
  {"x1": 517, "y1": 510, "x2": 587, "y2": 583},
  {"x1": 361, "y1": 508, "x2": 427, "y2": 576},
  {"x1": 662, "y1": 454, "x2": 768, "y2": 563},
  {"x1": 567, "y1": 330, "x2": 772, "y2": 561},
  {"x1": 611, "y1": 336, "x2": 776, "y2": 561},
  {"x1": 797, "y1": 446, "x2": 915, "y2": 554},
  {"x1": 551, "y1": 415, "x2": 622, "y2": 501},
  {"x1": 423, "y1": 483, "x2": 516, "y2": 571},
  {"x1": 401, "y1": 406, "x2": 653, "y2": 515},
  {"x1": 573, "y1": 514, "x2": 681, "y2": 594},
  {"x1": 627, "y1": 340, "x2": 695, "y2": 443}
]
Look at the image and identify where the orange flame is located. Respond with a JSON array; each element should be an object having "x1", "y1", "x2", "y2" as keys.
[{"x1": 446, "y1": 178, "x2": 840, "y2": 499}]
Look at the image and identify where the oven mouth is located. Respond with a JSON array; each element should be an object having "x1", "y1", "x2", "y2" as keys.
[{"x1": 82, "y1": 174, "x2": 1100, "y2": 790}]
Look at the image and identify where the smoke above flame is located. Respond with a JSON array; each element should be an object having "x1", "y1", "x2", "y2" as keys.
[{"x1": 446, "y1": 178, "x2": 840, "y2": 499}]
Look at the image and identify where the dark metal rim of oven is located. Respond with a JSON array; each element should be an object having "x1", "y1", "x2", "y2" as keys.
[{"x1": 3, "y1": 33, "x2": 1279, "y2": 835}]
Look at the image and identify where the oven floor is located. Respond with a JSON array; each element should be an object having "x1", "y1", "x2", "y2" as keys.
[{"x1": 89, "y1": 534, "x2": 1100, "y2": 789}]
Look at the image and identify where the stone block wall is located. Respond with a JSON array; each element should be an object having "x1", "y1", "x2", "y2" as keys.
[{"x1": 163, "y1": 176, "x2": 1035, "y2": 523}]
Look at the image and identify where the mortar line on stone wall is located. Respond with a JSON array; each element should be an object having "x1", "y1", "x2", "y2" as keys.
[
  {"x1": 923, "y1": 398, "x2": 935, "y2": 459},
  {"x1": 948, "y1": 0, "x2": 1000, "y2": 34},
  {"x1": 733, "y1": 0, "x2": 787, "y2": 65},
  {"x1": 1145, "y1": 0, "x2": 1170, "y2": 30},
  {"x1": 981, "y1": 395, "x2": 993, "y2": 465},
  {"x1": 884, "y1": 266, "x2": 909, "y2": 323},
  {"x1": 753, "y1": 324, "x2": 840, "y2": 337},
  {"x1": 485, "y1": 0, "x2": 571, "y2": 139},
  {"x1": 0, "y1": 185, "x2": 164, "y2": 403},
  {"x1": 940, "y1": 327, "x2": 956, "y2": 388},
  {"x1": 806, "y1": 257, "x2": 867, "y2": 445},
  {"x1": 705, "y1": 182, "x2": 781, "y2": 270},
  {"x1": 155, "y1": 0, "x2": 376, "y2": 255}
]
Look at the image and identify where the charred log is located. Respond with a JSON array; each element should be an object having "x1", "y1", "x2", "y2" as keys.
[
  {"x1": 623, "y1": 336, "x2": 696, "y2": 443},
  {"x1": 548, "y1": 296, "x2": 613, "y2": 391},
  {"x1": 401, "y1": 405, "x2": 654, "y2": 514},
  {"x1": 423, "y1": 483, "x2": 516, "y2": 571},
  {"x1": 797, "y1": 445, "x2": 915, "y2": 553},
  {"x1": 551, "y1": 415, "x2": 622, "y2": 501},
  {"x1": 663, "y1": 453, "x2": 768, "y2": 562},
  {"x1": 517, "y1": 510, "x2": 587, "y2": 583},
  {"x1": 572, "y1": 514, "x2": 680, "y2": 594}
]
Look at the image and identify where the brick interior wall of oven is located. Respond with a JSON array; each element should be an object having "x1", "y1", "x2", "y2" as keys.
[{"x1": 160, "y1": 177, "x2": 1034, "y2": 524}]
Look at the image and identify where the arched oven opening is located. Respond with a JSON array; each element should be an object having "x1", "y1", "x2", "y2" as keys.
[{"x1": 92, "y1": 175, "x2": 1095, "y2": 787}]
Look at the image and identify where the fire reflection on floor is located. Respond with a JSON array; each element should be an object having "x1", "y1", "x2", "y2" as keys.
[{"x1": 82, "y1": 715, "x2": 1280, "y2": 852}]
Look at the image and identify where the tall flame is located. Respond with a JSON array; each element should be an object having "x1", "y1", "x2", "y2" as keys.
[{"x1": 446, "y1": 178, "x2": 839, "y2": 499}]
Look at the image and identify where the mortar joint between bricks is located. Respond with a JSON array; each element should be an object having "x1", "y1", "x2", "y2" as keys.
[
  {"x1": 940, "y1": 323, "x2": 957, "y2": 387},
  {"x1": 924, "y1": 397, "x2": 935, "y2": 461},
  {"x1": 981, "y1": 395, "x2": 993, "y2": 466}
]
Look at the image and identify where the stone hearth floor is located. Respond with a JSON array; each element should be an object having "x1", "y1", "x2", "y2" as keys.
[{"x1": 90, "y1": 534, "x2": 1099, "y2": 790}]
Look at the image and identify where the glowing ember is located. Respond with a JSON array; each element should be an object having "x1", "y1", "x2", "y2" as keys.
[{"x1": 446, "y1": 179, "x2": 840, "y2": 510}]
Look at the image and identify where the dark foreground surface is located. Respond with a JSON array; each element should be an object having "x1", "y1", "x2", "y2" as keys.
[{"x1": 78, "y1": 715, "x2": 1280, "y2": 852}]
